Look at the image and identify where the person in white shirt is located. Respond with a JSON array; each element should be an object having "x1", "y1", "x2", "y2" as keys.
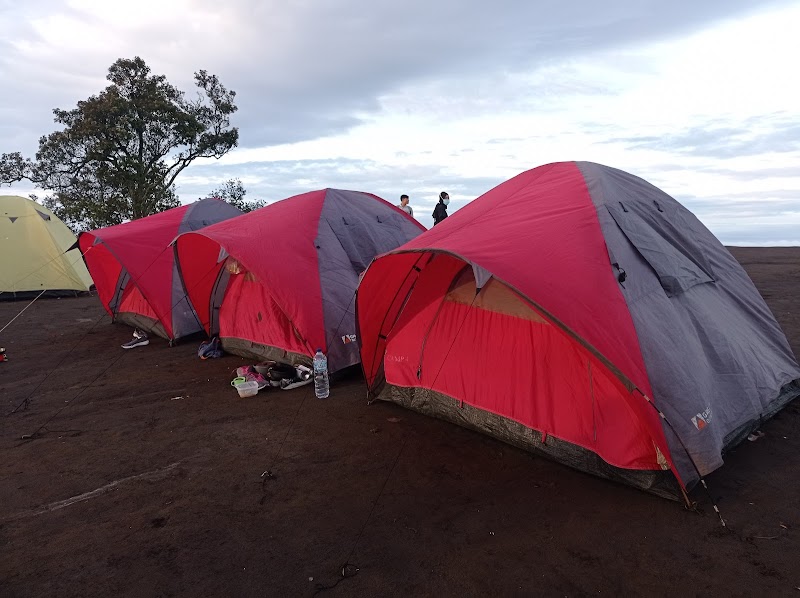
[{"x1": 399, "y1": 194, "x2": 414, "y2": 217}]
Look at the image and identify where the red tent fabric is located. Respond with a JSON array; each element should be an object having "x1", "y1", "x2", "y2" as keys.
[
  {"x1": 79, "y1": 198, "x2": 242, "y2": 341},
  {"x1": 174, "y1": 188, "x2": 425, "y2": 372},
  {"x1": 357, "y1": 163, "x2": 672, "y2": 483},
  {"x1": 357, "y1": 161, "x2": 800, "y2": 500}
]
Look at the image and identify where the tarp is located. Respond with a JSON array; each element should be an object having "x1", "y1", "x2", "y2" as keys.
[
  {"x1": 174, "y1": 188, "x2": 426, "y2": 373},
  {"x1": 79, "y1": 198, "x2": 242, "y2": 341},
  {"x1": 356, "y1": 161, "x2": 800, "y2": 497},
  {"x1": 0, "y1": 195, "x2": 93, "y2": 296}
]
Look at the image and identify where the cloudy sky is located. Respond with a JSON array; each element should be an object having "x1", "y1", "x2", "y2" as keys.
[{"x1": 1, "y1": 0, "x2": 798, "y2": 243}]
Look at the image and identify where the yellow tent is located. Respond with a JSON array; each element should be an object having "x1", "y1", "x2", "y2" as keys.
[{"x1": 0, "y1": 195, "x2": 93, "y2": 296}]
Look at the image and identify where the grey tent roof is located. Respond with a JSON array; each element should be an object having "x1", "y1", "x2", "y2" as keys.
[{"x1": 578, "y1": 161, "x2": 800, "y2": 487}]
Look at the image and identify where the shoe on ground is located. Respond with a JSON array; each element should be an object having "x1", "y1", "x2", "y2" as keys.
[
  {"x1": 248, "y1": 371, "x2": 269, "y2": 390},
  {"x1": 121, "y1": 329, "x2": 149, "y2": 349},
  {"x1": 235, "y1": 365, "x2": 256, "y2": 377}
]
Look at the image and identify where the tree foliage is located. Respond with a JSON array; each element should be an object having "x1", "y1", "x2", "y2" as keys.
[
  {"x1": 0, "y1": 56, "x2": 238, "y2": 231},
  {"x1": 0, "y1": 152, "x2": 25, "y2": 184},
  {"x1": 208, "y1": 178, "x2": 267, "y2": 213}
]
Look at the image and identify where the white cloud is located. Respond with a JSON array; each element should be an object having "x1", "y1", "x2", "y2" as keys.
[
  {"x1": 189, "y1": 3, "x2": 800, "y2": 239},
  {"x1": 1, "y1": 0, "x2": 798, "y2": 242}
]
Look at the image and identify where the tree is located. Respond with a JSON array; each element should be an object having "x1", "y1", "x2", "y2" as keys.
[
  {"x1": 0, "y1": 56, "x2": 238, "y2": 230},
  {"x1": 209, "y1": 178, "x2": 267, "y2": 213},
  {"x1": 0, "y1": 152, "x2": 25, "y2": 184}
]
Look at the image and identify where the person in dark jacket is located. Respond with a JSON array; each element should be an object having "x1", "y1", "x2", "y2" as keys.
[{"x1": 432, "y1": 191, "x2": 449, "y2": 225}]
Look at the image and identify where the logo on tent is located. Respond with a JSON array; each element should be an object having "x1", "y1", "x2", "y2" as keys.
[
  {"x1": 691, "y1": 407, "x2": 712, "y2": 431},
  {"x1": 342, "y1": 334, "x2": 357, "y2": 344}
]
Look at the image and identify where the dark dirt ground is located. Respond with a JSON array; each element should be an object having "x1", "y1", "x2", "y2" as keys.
[{"x1": 1, "y1": 246, "x2": 799, "y2": 597}]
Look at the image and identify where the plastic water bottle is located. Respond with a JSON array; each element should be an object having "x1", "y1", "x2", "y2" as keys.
[{"x1": 313, "y1": 348, "x2": 330, "y2": 399}]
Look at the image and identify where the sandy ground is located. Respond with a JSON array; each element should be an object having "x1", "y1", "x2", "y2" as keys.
[{"x1": 1, "y1": 246, "x2": 798, "y2": 597}]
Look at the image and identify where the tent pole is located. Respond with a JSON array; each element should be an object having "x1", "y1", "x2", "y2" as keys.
[
  {"x1": 635, "y1": 389, "x2": 726, "y2": 526},
  {"x1": 416, "y1": 265, "x2": 471, "y2": 381},
  {"x1": 364, "y1": 254, "x2": 429, "y2": 397}
]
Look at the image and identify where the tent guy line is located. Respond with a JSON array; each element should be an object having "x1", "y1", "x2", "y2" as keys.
[
  {"x1": 0, "y1": 242, "x2": 97, "y2": 331},
  {"x1": 5, "y1": 242, "x2": 177, "y2": 417},
  {"x1": 313, "y1": 432, "x2": 410, "y2": 596},
  {"x1": 19, "y1": 337, "x2": 134, "y2": 441},
  {"x1": 0, "y1": 289, "x2": 46, "y2": 335},
  {"x1": 0, "y1": 241, "x2": 95, "y2": 298},
  {"x1": 5, "y1": 309, "x2": 111, "y2": 417},
  {"x1": 6, "y1": 255, "x2": 227, "y2": 421}
]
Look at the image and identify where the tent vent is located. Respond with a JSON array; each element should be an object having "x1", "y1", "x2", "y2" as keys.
[
  {"x1": 654, "y1": 201, "x2": 664, "y2": 213},
  {"x1": 36, "y1": 210, "x2": 51, "y2": 221},
  {"x1": 618, "y1": 202, "x2": 628, "y2": 213},
  {"x1": 471, "y1": 263, "x2": 493, "y2": 292},
  {"x1": 8, "y1": 216, "x2": 17, "y2": 223}
]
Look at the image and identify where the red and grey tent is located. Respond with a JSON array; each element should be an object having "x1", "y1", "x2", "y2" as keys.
[
  {"x1": 174, "y1": 188, "x2": 425, "y2": 373},
  {"x1": 79, "y1": 198, "x2": 243, "y2": 342},
  {"x1": 357, "y1": 161, "x2": 800, "y2": 500}
]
